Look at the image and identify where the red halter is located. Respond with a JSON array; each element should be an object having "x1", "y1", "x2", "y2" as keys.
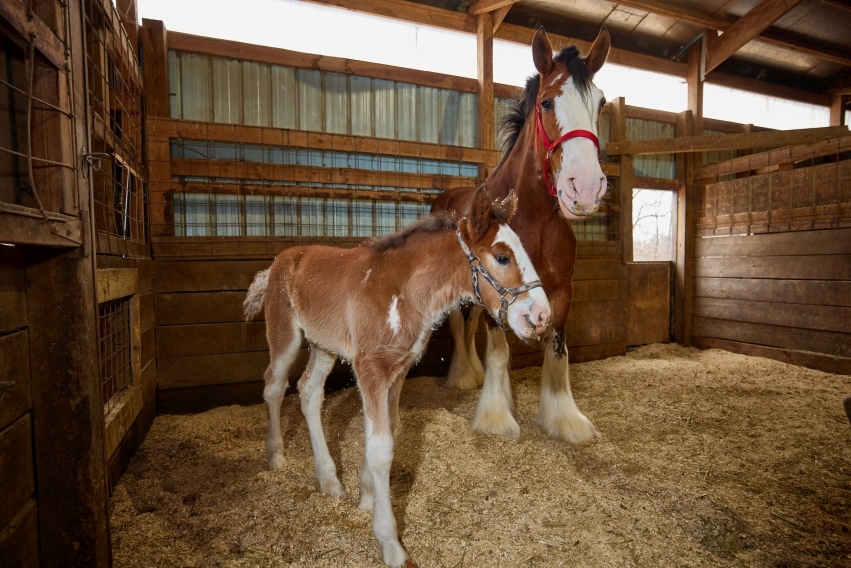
[{"x1": 535, "y1": 105, "x2": 601, "y2": 197}]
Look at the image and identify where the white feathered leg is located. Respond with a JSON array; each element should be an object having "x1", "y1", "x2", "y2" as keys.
[
  {"x1": 537, "y1": 333, "x2": 599, "y2": 443},
  {"x1": 470, "y1": 325, "x2": 520, "y2": 438}
]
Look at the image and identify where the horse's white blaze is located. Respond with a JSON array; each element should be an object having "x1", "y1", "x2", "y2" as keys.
[
  {"x1": 552, "y1": 76, "x2": 607, "y2": 218},
  {"x1": 387, "y1": 295, "x2": 401, "y2": 334}
]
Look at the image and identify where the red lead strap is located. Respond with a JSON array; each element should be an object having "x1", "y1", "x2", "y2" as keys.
[{"x1": 535, "y1": 106, "x2": 601, "y2": 197}]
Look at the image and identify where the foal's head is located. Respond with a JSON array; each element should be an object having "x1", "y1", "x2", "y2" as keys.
[
  {"x1": 458, "y1": 186, "x2": 551, "y2": 339},
  {"x1": 507, "y1": 26, "x2": 610, "y2": 220}
]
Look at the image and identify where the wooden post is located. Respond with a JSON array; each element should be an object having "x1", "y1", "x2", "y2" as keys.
[
  {"x1": 476, "y1": 12, "x2": 494, "y2": 182},
  {"x1": 830, "y1": 94, "x2": 848, "y2": 126},
  {"x1": 611, "y1": 97, "x2": 633, "y2": 262},
  {"x1": 139, "y1": 19, "x2": 170, "y2": 118},
  {"x1": 25, "y1": 0, "x2": 111, "y2": 564},
  {"x1": 675, "y1": 110, "x2": 696, "y2": 347},
  {"x1": 687, "y1": 41, "x2": 704, "y2": 137}
]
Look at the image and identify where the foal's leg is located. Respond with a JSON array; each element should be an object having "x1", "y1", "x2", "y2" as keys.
[
  {"x1": 298, "y1": 347, "x2": 345, "y2": 498},
  {"x1": 443, "y1": 306, "x2": 485, "y2": 390},
  {"x1": 264, "y1": 318, "x2": 302, "y2": 470},
  {"x1": 471, "y1": 325, "x2": 520, "y2": 439},
  {"x1": 355, "y1": 362, "x2": 409, "y2": 567},
  {"x1": 537, "y1": 330, "x2": 599, "y2": 443}
]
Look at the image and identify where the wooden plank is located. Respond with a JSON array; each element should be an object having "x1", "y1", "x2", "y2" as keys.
[
  {"x1": 0, "y1": 1, "x2": 65, "y2": 68},
  {"x1": 694, "y1": 254, "x2": 851, "y2": 281},
  {"x1": 695, "y1": 277, "x2": 851, "y2": 307},
  {"x1": 606, "y1": 126, "x2": 849, "y2": 156},
  {"x1": 0, "y1": 415, "x2": 35, "y2": 530},
  {"x1": 0, "y1": 247, "x2": 26, "y2": 333},
  {"x1": 628, "y1": 263, "x2": 671, "y2": 346},
  {"x1": 574, "y1": 256, "x2": 629, "y2": 281},
  {"x1": 696, "y1": 135, "x2": 851, "y2": 178},
  {"x1": 695, "y1": 228, "x2": 851, "y2": 257},
  {"x1": 568, "y1": 341, "x2": 627, "y2": 363},
  {"x1": 139, "y1": 19, "x2": 169, "y2": 118},
  {"x1": 157, "y1": 351, "x2": 288, "y2": 389},
  {"x1": 0, "y1": 499, "x2": 38, "y2": 568},
  {"x1": 0, "y1": 331, "x2": 31, "y2": 433},
  {"x1": 156, "y1": 291, "x2": 255, "y2": 325},
  {"x1": 156, "y1": 321, "x2": 268, "y2": 357},
  {"x1": 0, "y1": 211, "x2": 82, "y2": 248},
  {"x1": 692, "y1": 336, "x2": 851, "y2": 375},
  {"x1": 567, "y1": 299, "x2": 628, "y2": 345},
  {"x1": 692, "y1": 317, "x2": 851, "y2": 358},
  {"x1": 695, "y1": 297, "x2": 850, "y2": 334},
  {"x1": 96, "y1": 268, "x2": 139, "y2": 302},
  {"x1": 154, "y1": 260, "x2": 272, "y2": 293},
  {"x1": 572, "y1": 279, "x2": 627, "y2": 302},
  {"x1": 103, "y1": 384, "x2": 143, "y2": 460}
]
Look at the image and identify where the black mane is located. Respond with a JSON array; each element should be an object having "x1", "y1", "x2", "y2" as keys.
[
  {"x1": 369, "y1": 214, "x2": 456, "y2": 252},
  {"x1": 495, "y1": 45, "x2": 593, "y2": 172}
]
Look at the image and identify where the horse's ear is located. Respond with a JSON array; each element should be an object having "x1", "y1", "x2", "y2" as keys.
[
  {"x1": 532, "y1": 26, "x2": 554, "y2": 76},
  {"x1": 496, "y1": 189, "x2": 518, "y2": 221},
  {"x1": 469, "y1": 185, "x2": 493, "y2": 239},
  {"x1": 586, "y1": 26, "x2": 610, "y2": 75}
]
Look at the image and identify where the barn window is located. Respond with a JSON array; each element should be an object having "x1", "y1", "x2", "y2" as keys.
[
  {"x1": 99, "y1": 297, "x2": 134, "y2": 414},
  {"x1": 633, "y1": 188, "x2": 675, "y2": 261}
]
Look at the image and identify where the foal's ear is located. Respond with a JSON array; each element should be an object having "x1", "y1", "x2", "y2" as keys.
[
  {"x1": 469, "y1": 184, "x2": 494, "y2": 239},
  {"x1": 532, "y1": 26, "x2": 554, "y2": 76},
  {"x1": 586, "y1": 26, "x2": 610, "y2": 75}
]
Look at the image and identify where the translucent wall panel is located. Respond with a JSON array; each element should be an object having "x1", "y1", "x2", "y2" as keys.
[
  {"x1": 324, "y1": 72, "x2": 348, "y2": 134},
  {"x1": 350, "y1": 76, "x2": 373, "y2": 137},
  {"x1": 178, "y1": 53, "x2": 209, "y2": 122},
  {"x1": 373, "y1": 79, "x2": 396, "y2": 139},
  {"x1": 215, "y1": 194, "x2": 240, "y2": 235},
  {"x1": 245, "y1": 194, "x2": 268, "y2": 236},
  {"x1": 417, "y1": 86, "x2": 440, "y2": 144},
  {"x1": 627, "y1": 118, "x2": 676, "y2": 179},
  {"x1": 396, "y1": 83, "x2": 417, "y2": 141},
  {"x1": 271, "y1": 65, "x2": 297, "y2": 129},
  {"x1": 273, "y1": 196, "x2": 298, "y2": 236},
  {"x1": 243, "y1": 61, "x2": 269, "y2": 127},
  {"x1": 298, "y1": 69, "x2": 322, "y2": 132},
  {"x1": 211, "y1": 58, "x2": 240, "y2": 124}
]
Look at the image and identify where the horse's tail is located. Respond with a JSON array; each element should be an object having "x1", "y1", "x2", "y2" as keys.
[{"x1": 243, "y1": 268, "x2": 270, "y2": 321}]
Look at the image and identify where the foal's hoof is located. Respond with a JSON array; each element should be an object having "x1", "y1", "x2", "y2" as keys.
[{"x1": 268, "y1": 453, "x2": 286, "y2": 470}]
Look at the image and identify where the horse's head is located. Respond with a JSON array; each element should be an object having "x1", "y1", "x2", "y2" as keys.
[
  {"x1": 458, "y1": 186, "x2": 551, "y2": 339},
  {"x1": 532, "y1": 26, "x2": 609, "y2": 220}
]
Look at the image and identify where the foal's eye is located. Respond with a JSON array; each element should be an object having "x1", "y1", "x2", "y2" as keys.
[
  {"x1": 496, "y1": 255, "x2": 511, "y2": 266},
  {"x1": 541, "y1": 99, "x2": 553, "y2": 111}
]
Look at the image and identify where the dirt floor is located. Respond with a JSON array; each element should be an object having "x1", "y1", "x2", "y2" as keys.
[{"x1": 110, "y1": 344, "x2": 851, "y2": 567}]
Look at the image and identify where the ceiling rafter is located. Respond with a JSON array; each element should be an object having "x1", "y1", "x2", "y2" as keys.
[
  {"x1": 613, "y1": 0, "x2": 851, "y2": 67},
  {"x1": 467, "y1": 0, "x2": 517, "y2": 32},
  {"x1": 704, "y1": 0, "x2": 804, "y2": 75}
]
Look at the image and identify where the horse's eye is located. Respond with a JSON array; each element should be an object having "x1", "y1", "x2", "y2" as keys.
[
  {"x1": 496, "y1": 255, "x2": 511, "y2": 266},
  {"x1": 541, "y1": 99, "x2": 553, "y2": 111}
]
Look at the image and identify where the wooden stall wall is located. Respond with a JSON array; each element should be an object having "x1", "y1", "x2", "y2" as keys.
[
  {"x1": 692, "y1": 134, "x2": 851, "y2": 374},
  {"x1": 140, "y1": 20, "x2": 631, "y2": 409}
]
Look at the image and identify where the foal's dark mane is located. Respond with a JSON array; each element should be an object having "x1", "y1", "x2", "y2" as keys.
[
  {"x1": 495, "y1": 45, "x2": 593, "y2": 173},
  {"x1": 369, "y1": 215, "x2": 456, "y2": 252}
]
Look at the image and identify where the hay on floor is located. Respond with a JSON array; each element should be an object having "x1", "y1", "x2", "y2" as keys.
[{"x1": 110, "y1": 344, "x2": 851, "y2": 567}]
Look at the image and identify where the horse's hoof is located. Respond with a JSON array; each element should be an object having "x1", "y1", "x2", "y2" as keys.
[
  {"x1": 471, "y1": 410, "x2": 521, "y2": 439},
  {"x1": 319, "y1": 479, "x2": 347, "y2": 499},
  {"x1": 268, "y1": 453, "x2": 286, "y2": 470},
  {"x1": 443, "y1": 372, "x2": 482, "y2": 391},
  {"x1": 537, "y1": 412, "x2": 600, "y2": 444}
]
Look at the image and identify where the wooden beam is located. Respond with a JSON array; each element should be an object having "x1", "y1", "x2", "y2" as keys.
[
  {"x1": 477, "y1": 13, "x2": 495, "y2": 152},
  {"x1": 705, "y1": 0, "x2": 804, "y2": 75},
  {"x1": 687, "y1": 40, "x2": 704, "y2": 136},
  {"x1": 0, "y1": 0, "x2": 66, "y2": 69},
  {"x1": 606, "y1": 125, "x2": 849, "y2": 156},
  {"x1": 468, "y1": 0, "x2": 517, "y2": 16}
]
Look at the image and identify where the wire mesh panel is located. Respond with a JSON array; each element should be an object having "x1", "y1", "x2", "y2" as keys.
[
  {"x1": 84, "y1": 0, "x2": 147, "y2": 254},
  {"x1": 98, "y1": 297, "x2": 133, "y2": 415}
]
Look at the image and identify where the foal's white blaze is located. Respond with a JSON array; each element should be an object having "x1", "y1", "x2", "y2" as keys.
[
  {"x1": 387, "y1": 295, "x2": 401, "y2": 334},
  {"x1": 493, "y1": 225, "x2": 551, "y2": 338},
  {"x1": 552, "y1": 76, "x2": 607, "y2": 219}
]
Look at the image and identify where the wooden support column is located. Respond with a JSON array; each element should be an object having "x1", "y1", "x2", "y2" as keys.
[
  {"x1": 611, "y1": 97, "x2": 633, "y2": 262},
  {"x1": 687, "y1": 41, "x2": 704, "y2": 136},
  {"x1": 26, "y1": 0, "x2": 111, "y2": 564},
  {"x1": 476, "y1": 12, "x2": 495, "y2": 181},
  {"x1": 830, "y1": 94, "x2": 849, "y2": 126},
  {"x1": 675, "y1": 110, "x2": 696, "y2": 346},
  {"x1": 139, "y1": 19, "x2": 170, "y2": 118}
]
